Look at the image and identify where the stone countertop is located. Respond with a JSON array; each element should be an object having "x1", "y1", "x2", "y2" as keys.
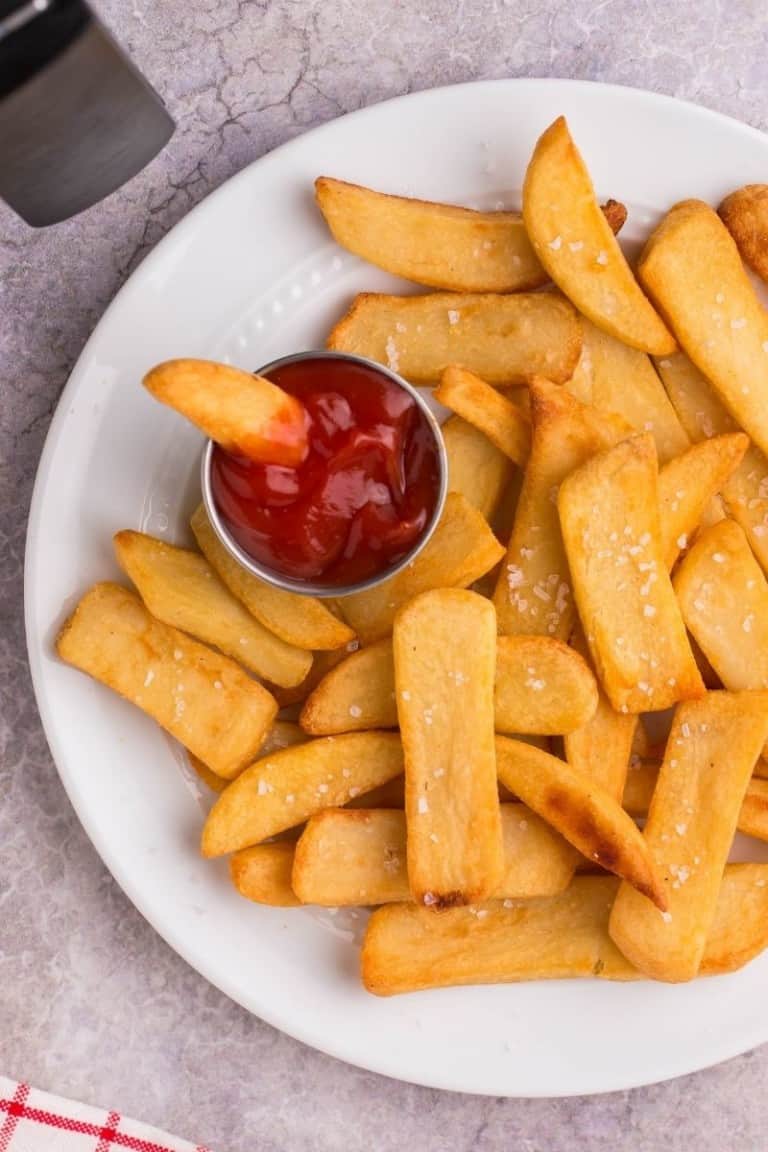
[{"x1": 2, "y1": 2, "x2": 768, "y2": 1148}]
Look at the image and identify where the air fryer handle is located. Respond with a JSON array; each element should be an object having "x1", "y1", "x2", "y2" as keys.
[{"x1": 0, "y1": 0, "x2": 90, "y2": 101}]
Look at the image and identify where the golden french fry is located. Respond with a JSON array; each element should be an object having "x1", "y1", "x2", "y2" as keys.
[
  {"x1": 230, "y1": 843, "x2": 300, "y2": 907},
  {"x1": 610, "y1": 691, "x2": 768, "y2": 982},
  {"x1": 315, "y1": 177, "x2": 627, "y2": 293},
  {"x1": 564, "y1": 625, "x2": 638, "y2": 802},
  {"x1": 343, "y1": 492, "x2": 504, "y2": 644},
  {"x1": 189, "y1": 720, "x2": 307, "y2": 792},
  {"x1": 362, "y1": 877, "x2": 630, "y2": 994},
  {"x1": 718, "y1": 184, "x2": 768, "y2": 284},
  {"x1": 702, "y1": 863, "x2": 768, "y2": 975},
  {"x1": 327, "y1": 291, "x2": 582, "y2": 385},
  {"x1": 266, "y1": 646, "x2": 350, "y2": 709},
  {"x1": 300, "y1": 638, "x2": 398, "y2": 733},
  {"x1": 656, "y1": 353, "x2": 768, "y2": 574},
  {"x1": 190, "y1": 505, "x2": 353, "y2": 651},
  {"x1": 622, "y1": 762, "x2": 768, "y2": 850},
  {"x1": 300, "y1": 634, "x2": 597, "y2": 737},
  {"x1": 143, "y1": 358, "x2": 307, "y2": 466},
  {"x1": 621, "y1": 758, "x2": 660, "y2": 815},
  {"x1": 434, "y1": 367, "x2": 531, "y2": 465},
  {"x1": 558, "y1": 433, "x2": 704, "y2": 713},
  {"x1": 523, "y1": 117, "x2": 674, "y2": 355},
  {"x1": 441, "y1": 415, "x2": 513, "y2": 521},
  {"x1": 493, "y1": 377, "x2": 630, "y2": 640},
  {"x1": 362, "y1": 865, "x2": 768, "y2": 994},
  {"x1": 674, "y1": 519, "x2": 768, "y2": 693},
  {"x1": 201, "y1": 732, "x2": 404, "y2": 857},
  {"x1": 495, "y1": 735, "x2": 666, "y2": 908},
  {"x1": 639, "y1": 200, "x2": 768, "y2": 458},
  {"x1": 188, "y1": 755, "x2": 229, "y2": 793},
  {"x1": 394, "y1": 590, "x2": 503, "y2": 906},
  {"x1": 738, "y1": 779, "x2": 768, "y2": 841},
  {"x1": 347, "y1": 776, "x2": 405, "y2": 809},
  {"x1": 493, "y1": 635, "x2": 598, "y2": 735},
  {"x1": 292, "y1": 804, "x2": 577, "y2": 906},
  {"x1": 567, "y1": 318, "x2": 688, "y2": 464},
  {"x1": 657, "y1": 434, "x2": 748, "y2": 567},
  {"x1": 57, "y1": 583, "x2": 277, "y2": 779},
  {"x1": 114, "y1": 530, "x2": 312, "y2": 689}
]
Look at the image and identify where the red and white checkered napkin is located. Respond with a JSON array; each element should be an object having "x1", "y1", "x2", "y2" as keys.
[{"x1": 0, "y1": 1079, "x2": 211, "y2": 1152}]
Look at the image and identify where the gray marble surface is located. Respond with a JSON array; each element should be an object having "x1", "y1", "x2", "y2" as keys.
[{"x1": 2, "y1": 1, "x2": 768, "y2": 1147}]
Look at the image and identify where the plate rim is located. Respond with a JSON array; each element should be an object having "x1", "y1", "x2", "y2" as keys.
[{"x1": 24, "y1": 76, "x2": 768, "y2": 1097}]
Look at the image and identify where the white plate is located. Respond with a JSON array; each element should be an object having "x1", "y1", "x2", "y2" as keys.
[{"x1": 25, "y1": 79, "x2": 768, "y2": 1097}]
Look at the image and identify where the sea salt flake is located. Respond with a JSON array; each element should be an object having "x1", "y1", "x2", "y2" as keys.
[
  {"x1": 548, "y1": 235, "x2": 562, "y2": 250},
  {"x1": 385, "y1": 335, "x2": 399, "y2": 371},
  {"x1": 143, "y1": 669, "x2": 155, "y2": 688},
  {"x1": 730, "y1": 317, "x2": 747, "y2": 330},
  {"x1": 418, "y1": 796, "x2": 429, "y2": 814},
  {"x1": 349, "y1": 704, "x2": 363, "y2": 718},
  {"x1": 596, "y1": 250, "x2": 608, "y2": 265},
  {"x1": 676, "y1": 534, "x2": 687, "y2": 549},
  {"x1": 643, "y1": 605, "x2": 656, "y2": 618},
  {"x1": 447, "y1": 309, "x2": 460, "y2": 325},
  {"x1": 173, "y1": 649, "x2": 183, "y2": 661},
  {"x1": 568, "y1": 240, "x2": 584, "y2": 252}
]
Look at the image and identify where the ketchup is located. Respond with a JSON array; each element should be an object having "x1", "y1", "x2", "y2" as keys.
[{"x1": 210, "y1": 356, "x2": 442, "y2": 588}]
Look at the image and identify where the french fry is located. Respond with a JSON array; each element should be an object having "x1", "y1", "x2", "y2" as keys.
[
  {"x1": 57, "y1": 583, "x2": 277, "y2": 779},
  {"x1": 656, "y1": 434, "x2": 748, "y2": 567},
  {"x1": 201, "y1": 732, "x2": 404, "y2": 857},
  {"x1": 394, "y1": 590, "x2": 503, "y2": 906},
  {"x1": 362, "y1": 865, "x2": 768, "y2": 994},
  {"x1": 189, "y1": 720, "x2": 307, "y2": 792},
  {"x1": 564, "y1": 626, "x2": 638, "y2": 802},
  {"x1": 522, "y1": 117, "x2": 675, "y2": 356},
  {"x1": 114, "y1": 530, "x2": 312, "y2": 689},
  {"x1": 292, "y1": 805, "x2": 577, "y2": 906},
  {"x1": 434, "y1": 367, "x2": 531, "y2": 465},
  {"x1": 315, "y1": 177, "x2": 627, "y2": 293},
  {"x1": 143, "y1": 358, "x2": 307, "y2": 466},
  {"x1": 702, "y1": 863, "x2": 768, "y2": 975},
  {"x1": 612, "y1": 691, "x2": 768, "y2": 981},
  {"x1": 493, "y1": 377, "x2": 630, "y2": 640},
  {"x1": 190, "y1": 505, "x2": 354, "y2": 651},
  {"x1": 718, "y1": 184, "x2": 768, "y2": 284},
  {"x1": 609, "y1": 691, "x2": 768, "y2": 982},
  {"x1": 558, "y1": 433, "x2": 704, "y2": 713},
  {"x1": 566, "y1": 318, "x2": 688, "y2": 464},
  {"x1": 621, "y1": 757, "x2": 659, "y2": 816},
  {"x1": 347, "y1": 775, "x2": 405, "y2": 809},
  {"x1": 327, "y1": 291, "x2": 582, "y2": 385},
  {"x1": 738, "y1": 779, "x2": 768, "y2": 841},
  {"x1": 441, "y1": 415, "x2": 513, "y2": 521},
  {"x1": 266, "y1": 646, "x2": 350, "y2": 709},
  {"x1": 343, "y1": 492, "x2": 504, "y2": 644},
  {"x1": 656, "y1": 352, "x2": 768, "y2": 572},
  {"x1": 674, "y1": 519, "x2": 768, "y2": 694},
  {"x1": 188, "y1": 754, "x2": 230, "y2": 793},
  {"x1": 300, "y1": 638, "x2": 398, "y2": 733},
  {"x1": 493, "y1": 635, "x2": 598, "y2": 735},
  {"x1": 639, "y1": 200, "x2": 768, "y2": 458},
  {"x1": 495, "y1": 735, "x2": 666, "y2": 908},
  {"x1": 362, "y1": 877, "x2": 630, "y2": 993},
  {"x1": 300, "y1": 634, "x2": 597, "y2": 737},
  {"x1": 230, "y1": 843, "x2": 300, "y2": 906},
  {"x1": 622, "y1": 762, "x2": 768, "y2": 849}
]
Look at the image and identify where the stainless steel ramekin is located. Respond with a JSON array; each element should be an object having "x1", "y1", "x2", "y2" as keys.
[{"x1": 201, "y1": 350, "x2": 448, "y2": 598}]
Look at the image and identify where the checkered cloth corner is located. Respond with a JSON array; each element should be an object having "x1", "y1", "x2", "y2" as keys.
[{"x1": 0, "y1": 1079, "x2": 212, "y2": 1152}]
